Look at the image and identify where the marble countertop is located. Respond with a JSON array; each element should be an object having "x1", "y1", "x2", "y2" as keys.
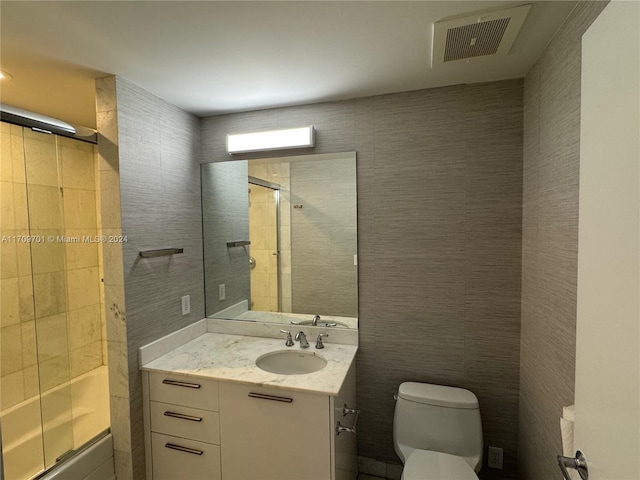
[{"x1": 141, "y1": 332, "x2": 358, "y2": 396}]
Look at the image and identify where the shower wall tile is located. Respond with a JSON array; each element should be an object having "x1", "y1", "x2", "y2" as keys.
[
  {"x1": 201, "y1": 80, "x2": 523, "y2": 479},
  {"x1": 518, "y1": 3, "x2": 608, "y2": 480}
]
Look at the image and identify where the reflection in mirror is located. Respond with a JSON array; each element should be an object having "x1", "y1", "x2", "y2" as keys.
[{"x1": 201, "y1": 152, "x2": 358, "y2": 328}]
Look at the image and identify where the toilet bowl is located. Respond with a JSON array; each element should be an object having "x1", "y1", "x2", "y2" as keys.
[{"x1": 393, "y1": 382, "x2": 483, "y2": 480}]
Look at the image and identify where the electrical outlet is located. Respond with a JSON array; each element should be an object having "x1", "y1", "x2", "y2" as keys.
[
  {"x1": 487, "y1": 446, "x2": 503, "y2": 469},
  {"x1": 181, "y1": 295, "x2": 190, "y2": 315},
  {"x1": 218, "y1": 284, "x2": 226, "y2": 301}
]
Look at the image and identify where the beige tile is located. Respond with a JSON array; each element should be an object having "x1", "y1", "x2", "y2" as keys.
[
  {"x1": 11, "y1": 135, "x2": 26, "y2": 184},
  {"x1": 59, "y1": 136, "x2": 94, "y2": 153},
  {"x1": 26, "y1": 185, "x2": 63, "y2": 230},
  {"x1": 1, "y1": 370, "x2": 25, "y2": 409},
  {"x1": 61, "y1": 145, "x2": 95, "y2": 190},
  {"x1": 30, "y1": 232, "x2": 66, "y2": 274},
  {"x1": 64, "y1": 229, "x2": 99, "y2": 270},
  {"x1": 98, "y1": 170, "x2": 122, "y2": 229},
  {"x1": 101, "y1": 234, "x2": 124, "y2": 285},
  {"x1": 38, "y1": 354, "x2": 71, "y2": 392},
  {"x1": 1, "y1": 324, "x2": 23, "y2": 375},
  {"x1": 23, "y1": 364, "x2": 39, "y2": 398},
  {"x1": 63, "y1": 188, "x2": 97, "y2": 229},
  {"x1": 16, "y1": 240, "x2": 32, "y2": 277},
  {"x1": 1, "y1": 277, "x2": 20, "y2": 326},
  {"x1": 70, "y1": 341, "x2": 103, "y2": 377},
  {"x1": 1, "y1": 182, "x2": 15, "y2": 230},
  {"x1": 0, "y1": 123, "x2": 10, "y2": 135},
  {"x1": 250, "y1": 227, "x2": 269, "y2": 249},
  {"x1": 32, "y1": 271, "x2": 67, "y2": 318},
  {"x1": 68, "y1": 304, "x2": 102, "y2": 350},
  {"x1": 1, "y1": 133, "x2": 13, "y2": 182},
  {"x1": 66, "y1": 267, "x2": 100, "y2": 311},
  {"x1": 1, "y1": 240, "x2": 18, "y2": 279},
  {"x1": 23, "y1": 128, "x2": 55, "y2": 143},
  {"x1": 18, "y1": 275, "x2": 35, "y2": 322},
  {"x1": 21, "y1": 321, "x2": 37, "y2": 367},
  {"x1": 13, "y1": 182, "x2": 29, "y2": 230},
  {"x1": 23, "y1": 137, "x2": 59, "y2": 186},
  {"x1": 36, "y1": 313, "x2": 68, "y2": 362},
  {"x1": 251, "y1": 296, "x2": 269, "y2": 311},
  {"x1": 106, "y1": 341, "x2": 129, "y2": 398}
]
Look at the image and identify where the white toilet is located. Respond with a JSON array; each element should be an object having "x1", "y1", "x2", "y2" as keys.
[{"x1": 393, "y1": 382, "x2": 483, "y2": 480}]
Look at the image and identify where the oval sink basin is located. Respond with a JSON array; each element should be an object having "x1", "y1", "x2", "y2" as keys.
[{"x1": 256, "y1": 350, "x2": 327, "y2": 375}]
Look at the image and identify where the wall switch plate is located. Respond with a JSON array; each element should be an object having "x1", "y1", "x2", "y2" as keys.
[
  {"x1": 181, "y1": 295, "x2": 190, "y2": 315},
  {"x1": 218, "y1": 284, "x2": 226, "y2": 301},
  {"x1": 487, "y1": 446, "x2": 503, "y2": 469}
]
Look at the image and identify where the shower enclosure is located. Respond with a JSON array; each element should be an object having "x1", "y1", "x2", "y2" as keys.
[
  {"x1": 248, "y1": 177, "x2": 281, "y2": 312},
  {"x1": 0, "y1": 122, "x2": 110, "y2": 479}
]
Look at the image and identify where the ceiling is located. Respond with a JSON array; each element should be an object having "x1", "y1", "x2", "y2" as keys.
[{"x1": 0, "y1": 1, "x2": 577, "y2": 129}]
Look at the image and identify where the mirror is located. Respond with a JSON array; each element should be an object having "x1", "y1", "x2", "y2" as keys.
[{"x1": 201, "y1": 152, "x2": 358, "y2": 329}]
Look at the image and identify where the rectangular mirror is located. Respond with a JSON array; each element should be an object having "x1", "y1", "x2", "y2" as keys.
[{"x1": 201, "y1": 152, "x2": 358, "y2": 328}]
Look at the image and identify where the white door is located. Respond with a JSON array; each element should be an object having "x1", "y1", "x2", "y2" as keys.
[{"x1": 573, "y1": 1, "x2": 640, "y2": 479}]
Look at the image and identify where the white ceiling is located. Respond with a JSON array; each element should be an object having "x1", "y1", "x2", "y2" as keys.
[{"x1": 0, "y1": 1, "x2": 577, "y2": 128}]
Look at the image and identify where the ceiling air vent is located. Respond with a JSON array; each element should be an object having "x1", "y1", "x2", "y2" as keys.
[{"x1": 431, "y1": 3, "x2": 531, "y2": 67}]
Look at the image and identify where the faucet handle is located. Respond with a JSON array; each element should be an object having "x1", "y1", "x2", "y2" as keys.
[
  {"x1": 315, "y1": 333, "x2": 328, "y2": 349},
  {"x1": 280, "y1": 329, "x2": 294, "y2": 347}
]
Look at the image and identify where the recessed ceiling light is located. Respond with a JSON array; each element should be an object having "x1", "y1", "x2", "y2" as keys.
[{"x1": 0, "y1": 69, "x2": 13, "y2": 81}]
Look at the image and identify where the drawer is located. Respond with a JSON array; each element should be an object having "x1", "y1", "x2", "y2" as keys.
[
  {"x1": 152, "y1": 432, "x2": 221, "y2": 480},
  {"x1": 150, "y1": 401, "x2": 220, "y2": 445},
  {"x1": 149, "y1": 372, "x2": 218, "y2": 411}
]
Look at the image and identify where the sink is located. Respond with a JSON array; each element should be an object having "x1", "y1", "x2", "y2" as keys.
[{"x1": 256, "y1": 350, "x2": 327, "y2": 375}]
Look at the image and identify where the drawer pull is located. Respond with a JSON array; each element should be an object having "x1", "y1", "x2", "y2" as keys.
[
  {"x1": 248, "y1": 392, "x2": 293, "y2": 403},
  {"x1": 163, "y1": 411, "x2": 203, "y2": 422},
  {"x1": 162, "y1": 379, "x2": 201, "y2": 389},
  {"x1": 165, "y1": 443, "x2": 203, "y2": 456}
]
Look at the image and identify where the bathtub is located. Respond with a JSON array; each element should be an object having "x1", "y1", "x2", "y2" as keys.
[{"x1": 1, "y1": 366, "x2": 112, "y2": 480}]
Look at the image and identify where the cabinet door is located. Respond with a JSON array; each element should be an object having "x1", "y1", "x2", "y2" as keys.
[{"x1": 219, "y1": 382, "x2": 332, "y2": 480}]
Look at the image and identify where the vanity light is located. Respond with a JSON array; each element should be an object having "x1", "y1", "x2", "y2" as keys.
[{"x1": 226, "y1": 126, "x2": 315, "y2": 154}]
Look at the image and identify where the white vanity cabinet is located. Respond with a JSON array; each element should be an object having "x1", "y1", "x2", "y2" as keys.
[
  {"x1": 144, "y1": 372, "x2": 221, "y2": 480},
  {"x1": 220, "y1": 362, "x2": 357, "y2": 480}
]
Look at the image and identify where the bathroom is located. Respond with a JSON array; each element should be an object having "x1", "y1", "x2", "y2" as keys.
[{"x1": 1, "y1": 2, "x2": 638, "y2": 480}]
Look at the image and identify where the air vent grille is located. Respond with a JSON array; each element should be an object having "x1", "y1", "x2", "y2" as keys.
[
  {"x1": 444, "y1": 18, "x2": 511, "y2": 62},
  {"x1": 431, "y1": 4, "x2": 532, "y2": 67}
]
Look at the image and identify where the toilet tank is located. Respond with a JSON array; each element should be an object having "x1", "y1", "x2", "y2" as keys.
[{"x1": 393, "y1": 383, "x2": 483, "y2": 471}]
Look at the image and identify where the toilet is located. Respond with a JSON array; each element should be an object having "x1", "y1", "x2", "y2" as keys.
[{"x1": 393, "y1": 382, "x2": 483, "y2": 480}]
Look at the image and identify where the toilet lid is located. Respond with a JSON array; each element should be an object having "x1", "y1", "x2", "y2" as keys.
[{"x1": 403, "y1": 450, "x2": 479, "y2": 480}]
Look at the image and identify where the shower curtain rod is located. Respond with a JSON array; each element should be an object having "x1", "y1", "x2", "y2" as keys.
[{"x1": 0, "y1": 103, "x2": 97, "y2": 144}]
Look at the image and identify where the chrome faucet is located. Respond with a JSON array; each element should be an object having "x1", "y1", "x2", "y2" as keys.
[
  {"x1": 315, "y1": 333, "x2": 328, "y2": 349},
  {"x1": 295, "y1": 331, "x2": 309, "y2": 348},
  {"x1": 280, "y1": 329, "x2": 294, "y2": 347},
  {"x1": 312, "y1": 315, "x2": 321, "y2": 326}
]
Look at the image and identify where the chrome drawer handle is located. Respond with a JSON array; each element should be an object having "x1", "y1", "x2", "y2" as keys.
[
  {"x1": 164, "y1": 411, "x2": 203, "y2": 422},
  {"x1": 165, "y1": 443, "x2": 203, "y2": 456},
  {"x1": 162, "y1": 379, "x2": 201, "y2": 389},
  {"x1": 248, "y1": 392, "x2": 293, "y2": 403}
]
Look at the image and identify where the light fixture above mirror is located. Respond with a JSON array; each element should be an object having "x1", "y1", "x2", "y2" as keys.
[{"x1": 226, "y1": 126, "x2": 315, "y2": 154}]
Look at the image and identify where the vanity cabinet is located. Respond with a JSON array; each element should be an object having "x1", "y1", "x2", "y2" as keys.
[
  {"x1": 143, "y1": 359, "x2": 357, "y2": 480},
  {"x1": 145, "y1": 372, "x2": 221, "y2": 480}
]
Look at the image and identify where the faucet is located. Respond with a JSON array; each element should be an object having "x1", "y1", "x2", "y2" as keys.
[
  {"x1": 280, "y1": 329, "x2": 294, "y2": 347},
  {"x1": 295, "y1": 331, "x2": 309, "y2": 348},
  {"x1": 312, "y1": 315, "x2": 321, "y2": 326},
  {"x1": 315, "y1": 333, "x2": 328, "y2": 349}
]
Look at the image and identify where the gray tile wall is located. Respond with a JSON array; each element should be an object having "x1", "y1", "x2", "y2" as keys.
[
  {"x1": 519, "y1": 3, "x2": 608, "y2": 479},
  {"x1": 114, "y1": 77, "x2": 205, "y2": 480},
  {"x1": 290, "y1": 158, "x2": 357, "y2": 317},
  {"x1": 201, "y1": 80, "x2": 523, "y2": 480}
]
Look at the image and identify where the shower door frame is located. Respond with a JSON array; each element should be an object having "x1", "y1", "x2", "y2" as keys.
[{"x1": 248, "y1": 176, "x2": 282, "y2": 312}]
